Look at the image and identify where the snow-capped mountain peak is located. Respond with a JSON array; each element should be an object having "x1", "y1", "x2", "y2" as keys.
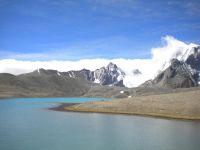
[
  {"x1": 93, "y1": 62, "x2": 125, "y2": 86},
  {"x1": 158, "y1": 45, "x2": 200, "y2": 73},
  {"x1": 140, "y1": 45, "x2": 200, "y2": 88},
  {"x1": 106, "y1": 62, "x2": 117, "y2": 71}
]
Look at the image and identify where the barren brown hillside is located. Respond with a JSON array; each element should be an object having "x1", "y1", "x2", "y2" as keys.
[{"x1": 61, "y1": 89, "x2": 200, "y2": 120}]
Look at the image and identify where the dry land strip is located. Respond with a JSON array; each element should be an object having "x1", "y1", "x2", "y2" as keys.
[{"x1": 56, "y1": 89, "x2": 200, "y2": 120}]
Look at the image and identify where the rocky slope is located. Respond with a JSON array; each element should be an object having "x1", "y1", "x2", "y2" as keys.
[
  {"x1": 0, "y1": 62, "x2": 128, "y2": 98},
  {"x1": 140, "y1": 46, "x2": 200, "y2": 88},
  {"x1": 54, "y1": 62, "x2": 125, "y2": 87},
  {"x1": 93, "y1": 62, "x2": 125, "y2": 86},
  {"x1": 0, "y1": 68, "x2": 129, "y2": 98},
  {"x1": 0, "y1": 71, "x2": 92, "y2": 98}
]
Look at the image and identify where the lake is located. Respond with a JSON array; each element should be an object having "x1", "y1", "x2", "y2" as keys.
[{"x1": 0, "y1": 97, "x2": 200, "y2": 150}]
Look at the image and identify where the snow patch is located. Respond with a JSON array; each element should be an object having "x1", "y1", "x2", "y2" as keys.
[
  {"x1": 69, "y1": 72, "x2": 75, "y2": 78},
  {"x1": 120, "y1": 91, "x2": 124, "y2": 94},
  {"x1": 69, "y1": 73, "x2": 72, "y2": 78},
  {"x1": 117, "y1": 75, "x2": 123, "y2": 81},
  {"x1": 57, "y1": 72, "x2": 61, "y2": 76},
  {"x1": 37, "y1": 69, "x2": 40, "y2": 75},
  {"x1": 94, "y1": 79, "x2": 100, "y2": 84},
  {"x1": 198, "y1": 73, "x2": 200, "y2": 85}
]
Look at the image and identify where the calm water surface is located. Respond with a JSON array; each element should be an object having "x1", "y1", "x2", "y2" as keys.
[{"x1": 0, "y1": 98, "x2": 200, "y2": 150}]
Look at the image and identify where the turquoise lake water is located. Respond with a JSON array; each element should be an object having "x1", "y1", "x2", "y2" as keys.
[{"x1": 0, "y1": 97, "x2": 200, "y2": 150}]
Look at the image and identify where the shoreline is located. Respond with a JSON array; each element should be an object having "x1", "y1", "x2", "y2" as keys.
[
  {"x1": 49, "y1": 103, "x2": 80, "y2": 111},
  {"x1": 50, "y1": 88, "x2": 200, "y2": 121},
  {"x1": 51, "y1": 103, "x2": 200, "y2": 121}
]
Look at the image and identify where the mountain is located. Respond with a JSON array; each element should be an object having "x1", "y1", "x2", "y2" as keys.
[
  {"x1": 59, "y1": 62, "x2": 125, "y2": 87},
  {"x1": 132, "y1": 69, "x2": 142, "y2": 76},
  {"x1": 185, "y1": 46, "x2": 200, "y2": 72},
  {"x1": 1, "y1": 45, "x2": 200, "y2": 99},
  {"x1": 0, "y1": 64, "x2": 128, "y2": 98},
  {"x1": 66, "y1": 69, "x2": 94, "y2": 81},
  {"x1": 93, "y1": 62, "x2": 125, "y2": 87},
  {"x1": 0, "y1": 69, "x2": 93, "y2": 98},
  {"x1": 140, "y1": 46, "x2": 200, "y2": 88}
]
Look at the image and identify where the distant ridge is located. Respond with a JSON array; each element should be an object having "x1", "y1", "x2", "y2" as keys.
[
  {"x1": 0, "y1": 63, "x2": 128, "y2": 98},
  {"x1": 32, "y1": 62, "x2": 125, "y2": 87},
  {"x1": 1, "y1": 46, "x2": 200, "y2": 99}
]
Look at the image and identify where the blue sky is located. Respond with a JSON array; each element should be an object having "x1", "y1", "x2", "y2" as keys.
[{"x1": 0, "y1": 0, "x2": 200, "y2": 60}]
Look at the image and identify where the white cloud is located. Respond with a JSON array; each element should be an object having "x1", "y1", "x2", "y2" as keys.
[
  {"x1": 151, "y1": 35, "x2": 197, "y2": 73},
  {"x1": 0, "y1": 36, "x2": 198, "y2": 87}
]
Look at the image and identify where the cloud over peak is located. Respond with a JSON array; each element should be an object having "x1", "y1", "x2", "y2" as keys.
[{"x1": 0, "y1": 35, "x2": 198, "y2": 87}]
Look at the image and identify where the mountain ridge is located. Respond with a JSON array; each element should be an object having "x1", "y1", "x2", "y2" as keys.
[
  {"x1": 0, "y1": 64, "x2": 129, "y2": 98},
  {"x1": 140, "y1": 46, "x2": 200, "y2": 88},
  {"x1": 27, "y1": 62, "x2": 125, "y2": 87},
  {"x1": 1, "y1": 46, "x2": 200, "y2": 98}
]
